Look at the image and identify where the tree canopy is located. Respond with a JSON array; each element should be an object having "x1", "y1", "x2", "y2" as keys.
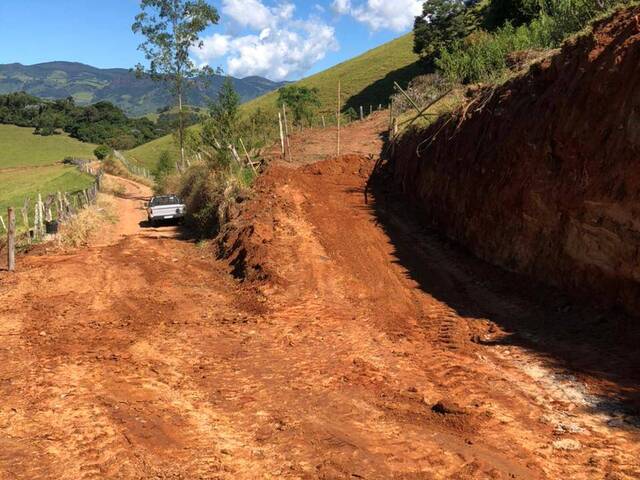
[
  {"x1": 413, "y1": 0, "x2": 476, "y2": 63},
  {"x1": 202, "y1": 78, "x2": 240, "y2": 149},
  {"x1": 277, "y1": 86, "x2": 321, "y2": 127}
]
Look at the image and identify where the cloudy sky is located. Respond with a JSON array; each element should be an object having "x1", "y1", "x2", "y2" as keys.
[{"x1": 0, "y1": 0, "x2": 423, "y2": 81}]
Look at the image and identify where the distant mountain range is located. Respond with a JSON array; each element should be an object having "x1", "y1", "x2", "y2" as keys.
[{"x1": 0, "y1": 61, "x2": 287, "y2": 117}]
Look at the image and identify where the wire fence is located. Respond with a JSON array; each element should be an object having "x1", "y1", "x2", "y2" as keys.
[{"x1": 2, "y1": 162, "x2": 103, "y2": 270}]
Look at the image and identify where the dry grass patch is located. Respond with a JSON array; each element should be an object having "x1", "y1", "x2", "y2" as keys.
[
  {"x1": 100, "y1": 176, "x2": 127, "y2": 197},
  {"x1": 56, "y1": 193, "x2": 118, "y2": 248}
]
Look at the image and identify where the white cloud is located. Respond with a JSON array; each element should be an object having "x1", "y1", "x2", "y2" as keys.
[
  {"x1": 195, "y1": 33, "x2": 231, "y2": 64},
  {"x1": 331, "y1": 0, "x2": 351, "y2": 15},
  {"x1": 337, "y1": 0, "x2": 423, "y2": 32},
  {"x1": 193, "y1": 1, "x2": 338, "y2": 81},
  {"x1": 221, "y1": 0, "x2": 274, "y2": 30}
]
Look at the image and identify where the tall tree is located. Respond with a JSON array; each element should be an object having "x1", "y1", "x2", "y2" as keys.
[
  {"x1": 132, "y1": 0, "x2": 219, "y2": 167},
  {"x1": 413, "y1": 0, "x2": 475, "y2": 63}
]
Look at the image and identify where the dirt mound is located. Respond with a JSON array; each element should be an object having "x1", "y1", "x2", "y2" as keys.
[
  {"x1": 390, "y1": 7, "x2": 640, "y2": 317},
  {"x1": 217, "y1": 154, "x2": 375, "y2": 287}
]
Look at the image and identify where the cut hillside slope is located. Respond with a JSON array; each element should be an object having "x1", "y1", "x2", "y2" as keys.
[
  {"x1": 126, "y1": 33, "x2": 422, "y2": 170},
  {"x1": 390, "y1": 7, "x2": 640, "y2": 316}
]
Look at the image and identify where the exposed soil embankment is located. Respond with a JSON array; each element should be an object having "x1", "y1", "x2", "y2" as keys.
[{"x1": 391, "y1": 8, "x2": 640, "y2": 315}]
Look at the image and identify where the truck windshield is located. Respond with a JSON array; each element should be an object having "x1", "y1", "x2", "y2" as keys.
[{"x1": 150, "y1": 196, "x2": 180, "y2": 206}]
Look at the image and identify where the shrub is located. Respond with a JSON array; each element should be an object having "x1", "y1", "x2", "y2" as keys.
[
  {"x1": 177, "y1": 151, "x2": 255, "y2": 237},
  {"x1": 153, "y1": 150, "x2": 176, "y2": 194},
  {"x1": 436, "y1": 0, "x2": 625, "y2": 84},
  {"x1": 94, "y1": 145, "x2": 112, "y2": 160},
  {"x1": 277, "y1": 85, "x2": 321, "y2": 127}
]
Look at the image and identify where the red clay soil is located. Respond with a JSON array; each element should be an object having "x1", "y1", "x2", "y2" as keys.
[
  {"x1": 391, "y1": 6, "x2": 640, "y2": 317},
  {"x1": 0, "y1": 101, "x2": 639, "y2": 478}
]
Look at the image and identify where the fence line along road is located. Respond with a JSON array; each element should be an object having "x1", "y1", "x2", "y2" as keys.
[{"x1": 4, "y1": 161, "x2": 103, "y2": 272}]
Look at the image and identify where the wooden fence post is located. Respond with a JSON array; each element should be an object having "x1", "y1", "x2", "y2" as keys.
[
  {"x1": 239, "y1": 138, "x2": 258, "y2": 175},
  {"x1": 278, "y1": 112, "x2": 285, "y2": 157},
  {"x1": 64, "y1": 193, "x2": 73, "y2": 216},
  {"x1": 36, "y1": 193, "x2": 44, "y2": 240},
  {"x1": 21, "y1": 200, "x2": 30, "y2": 244},
  {"x1": 369, "y1": 105, "x2": 373, "y2": 116},
  {"x1": 337, "y1": 81, "x2": 341, "y2": 157},
  {"x1": 57, "y1": 192, "x2": 64, "y2": 220},
  {"x1": 7, "y1": 208, "x2": 15, "y2": 272},
  {"x1": 321, "y1": 115, "x2": 326, "y2": 128},
  {"x1": 44, "y1": 196, "x2": 53, "y2": 224},
  {"x1": 282, "y1": 104, "x2": 291, "y2": 161},
  {"x1": 360, "y1": 105, "x2": 364, "y2": 121}
]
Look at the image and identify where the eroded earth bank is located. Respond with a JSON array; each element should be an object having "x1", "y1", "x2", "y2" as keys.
[{"x1": 391, "y1": 7, "x2": 640, "y2": 317}]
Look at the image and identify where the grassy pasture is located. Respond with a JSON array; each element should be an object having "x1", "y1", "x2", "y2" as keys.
[
  {"x1": 0, "y1": 165, "x2": 94, "y2": 221},
  {"x1": 0, "y1": 125, "x2": 96, "y2": 224},
  {"x1": 0, "y1": 124, "x2": 97, "y2": 169}
]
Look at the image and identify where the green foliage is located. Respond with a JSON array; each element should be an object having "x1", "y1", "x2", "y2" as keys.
[
  {"x1": 344, "y1": 107, "x2": 359, "y2": 122},
  {"x1": 152, "y1": 150, "x2": 175, "y2": 192},
  {"x1": 277, "y1": 85, "x2": 321, "y2": 127},
  {"x1": 202, "y1": 78, "x2": 240, "y2": 149},
  {"x1": 155, "y1": 109, "x2": 204, "y2": 132},
  {"x1": 0, "y1": 92, "x2": 162, "y2": 148},
  {"x1": 435, "y1": 0, "x2": 625, "y2": 84},
  {"x1": 94, "y1": 145, "x2": 112, "y2": 160},
  {"x1": 155, "y1": 150, "x2": 174, "y2": 178},
  {"x1": 413, "y1": 0, "x2": 476, "y2": 62},
  {"x1": 239, "y1": 107, "x2": 277, "y2": 151},
  {"x1": 177, "y1": 155, "x2": 254, "y2": 237},
  {"x1": 482, "y1": 0, "x2": 541, "y2": 30}
]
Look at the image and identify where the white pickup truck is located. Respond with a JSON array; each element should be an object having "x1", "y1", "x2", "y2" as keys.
[{"x1": 147, "y1": 195, "x2": 186, "y2": 226}]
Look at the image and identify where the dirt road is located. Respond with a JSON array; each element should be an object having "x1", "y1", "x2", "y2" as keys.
[{"x1": 1, "y1": 117, "x2": 639, "y2": 479}]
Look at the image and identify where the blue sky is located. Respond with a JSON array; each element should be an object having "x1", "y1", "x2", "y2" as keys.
[{"x1": 0, "y1": 0, "x2": 422, "y2": 81}]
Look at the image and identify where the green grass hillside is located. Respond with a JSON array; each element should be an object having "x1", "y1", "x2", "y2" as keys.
[
  {"x1": 0, "y1": 124, "x2": 97, "y2": 168},
  {"x1": 126, "y1": 129, "x2": 182, "y2": 170},
  {"x1": 126, "y1": 33, "x2": 422, "y2": 169},
  {"x1": 0, "y1": 124, "x2": 96, "y2": 218},
  {"x1": 243, "y1": 33, "x2": 421, "y2": 116}
]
